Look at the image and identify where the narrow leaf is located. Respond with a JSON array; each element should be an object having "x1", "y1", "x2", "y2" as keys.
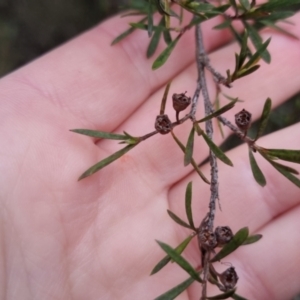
[
  {"x1": 259, "y1": 149, "x2": 300, "y2": 187},
  {"x1": 207, "y1": 288, "x2": 236, "y2": 299},
  {"x1": 147, "y1": 2, "x2": 154, "y2": 37},
  {"x1": 78, "y1": 144, "x2": 136, "y2": 180},
  {"x1": 154, "y1": 276, "x2": 195, "y2": 300},
  {"x1": 147, "y1": 19, "x2": 163, "y2": 58},
  {"x1": 151, "y1": 235, "x2": 195, "y2": 275},
  {"x1": 237, "y1": 65, "x2": 260, "y2": 78},
  {"x1": 244, "y1": 22, "x2": 271, "y2": 63},
  {"x1": 184, "y1": 127, "x2": 195, "y2": 166},
  {"x1": 260, "y1": 20, "x2": 299, "y2": 40},
  {"x1": 152, "y1": 35, "x2": 181, "y2": 70},
  {"x1": 201, "y1": 132, "x2": 233, "y2": 166},
  {"x1": 244, "y1": 37, "x2": 271, "y2": 69},
  {"x1": 171, "y1": 131, "x2": 210, "y2": 184},
  {"x1": 263, "y1": 149, "x2": 300, "y2": 164},
  {"x1": 239, "y1": 0, "x2": 250, "y2": 10},
  {"x1": 156, "y1": 241, "x2": 202, "y2": 282},
  {"x1": 111, "y1": 17, "x2": 147, "y2": 45},
  {"x1": 268, "y1": 160, "x2": 300, "y2": 187},
  {"x1": 163, "y1": 28, "x2": 172, "y2": 45},
  {"x1": 213, "y1": 20, "x2": 231, "y2": 30},
  {"x1": 185, "y1": 182, "x2": 195, "y2": 230},
  {"x1": 255, "y1": 98, "x2": 272, "y2": 141},
  {"x1": 231, "y1": 294, "x2": 248, "y2": 300},
  {"x1": 242, "y1": 234, "x2": 263, "y2": 245},
  {"x1": 211, "y1": 227, "x2": 249, "y2": 262},
  {"x1": 259, "y1": 0, "x2": 300, "y2": 10},
  {"x1": 238, "y1": 30, "x2": 249, "y2": 69},
  {"x1": 197, "y1": 99, "x2": 238, "y2": 123},
  {"x1": 160, "y1": 81, "x2": 171, "y2": 115},
  {"x1": 167, "y1": 210, "x2": 192, "y2": 229},
  {"x1": 70, "y1": 129, "x2": 127, "y2": 140},
  {"x1": 249, "y1": 148, "x2": 266, "y2": 187}
]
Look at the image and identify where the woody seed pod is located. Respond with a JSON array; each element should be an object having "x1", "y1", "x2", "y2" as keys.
[
  {"x1": 235, "y1": 109, "x2": 252, "y2": 131},
  {"x1": 172, "y1": 92, "x2": 191, "y2": 112},
  {"x1": 219, "y1": 267, "x2": 239, "y2": 291},
  {"x1": 155, "y1": 114, "x2": 172, "y2": 135},
  {"x1": 198, "y1": 228, "x2": 217, "y2": 250},
  {"x1": 215, "y1": 226, "x2": 233, "y2": 247}
]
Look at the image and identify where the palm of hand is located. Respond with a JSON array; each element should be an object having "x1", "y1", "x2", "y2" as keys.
[{"x1": 1, "y1": 13, "x2": 300, "y2": 300}]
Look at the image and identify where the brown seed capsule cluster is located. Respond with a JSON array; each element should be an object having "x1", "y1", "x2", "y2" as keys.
[
  {"x1": 215, "y1": 226, "x2": 233, "y2": 247},
  {"x1": 199, "y1": 228, "x2": 218, "y2": 250},
  {"x1": 219, "y1": 267, "x2": 239, "y2": 291},
  {"x1": 155, "y1": 114, "x2": 172, "y2": 135},
  {"x1": 235, "y1": 109, "x2": 252, "y2": 131},
  {"x1": 172, "y1": 92, "x2": 191, "y2": 112}
]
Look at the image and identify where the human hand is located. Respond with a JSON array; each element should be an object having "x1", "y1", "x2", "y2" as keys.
[{"x1": 0, "y1": 10, "x2": 300, "y2": 300}]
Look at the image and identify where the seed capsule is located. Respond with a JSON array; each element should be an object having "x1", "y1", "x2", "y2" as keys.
[
  {"x1": 155, "y1": 114, "x2": 172, "y2": 135},
  {"x1": 219, "y1": 267, "x2": 239, "y2": 291},
  {"x1": 172, "y1": 92, "x2": 191, "y2": 112},
  {"x1": 215, "y1": 226, "x2": 233, "y2": 247},
  {"x1": 235, "y1": 109, "x2": 252, "y2": 131},
  {"x1": 199, "y1": 228, "x2": 218, "y2": 250}
]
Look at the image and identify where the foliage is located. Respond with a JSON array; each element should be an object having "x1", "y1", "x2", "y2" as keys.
[{"x1": 70, "y1": 1, "x2": 300, "y2": 299}]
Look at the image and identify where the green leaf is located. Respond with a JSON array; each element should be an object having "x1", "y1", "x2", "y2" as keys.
[
  {"x1": 184, "y1": 127, "x2": 195, "y2": 166},
  {"x1": 244, "y1": 37, "x2": 271, "y2": 69},
  {"x1": 152, "y1": 34, "x2": 181, "y2": 69},
  {"x1": 151, "y1": 235, "x2": 195, "y2": 275},
  {"x1": 185, "y1": 182, "x2": 195, "y2": 230},
  {"x1": 201, "y1": 132, "x2": 233, "y2": 166},
  {"x1": 258, "y1": 149, "x2": 300, "y2": 187},
  {"x1": 231, "y1": 293, "x2": 248, "y2": 300},
  {"x1": 260, "y1": 20, "x2": 299, "y2": 40},
  {"x1": 154, "y1": 276, "x2": 195, "y2": 300},
  {"x1": 242, "y1": 234, "x2": 263, "y2": 245},
  {"x1": 244, "y1": 22, "x2": 271, "y2": 63},
  {"x1": 156, "y1": 240, "x2": 202, "y2": 282},
  {"x1": 147, "y1": 1, "x2": 154, "y2": 37},
  {"x1": 238, "y1": 30, "x2": 249, "y2": 69},
  {"x1": 255, "y1": 98, "x2": 272, "y2": 141},
  {"x1": 211, "y1": 227, "x2": 249, "y2": 262},
  {"x1": 267, "y1": 160, "x2": 300, "y2": 187},
  {"x1": 229, "y1": 0, "x2": 238, "y2": 14},
  {"x1": 111, "y1": 17, "x2": 147, "y2": 45},
  {"x1": 147, "y1": 30, "x2": 161, "y2": 57},
  {"x1": 163, "y1": 28, "x2": 172, "y2": 44},
  {"x1": 160, "y1": 81, "x2": 171, "y2": 115},
  {"x1": 237, "y1": 65, "x2": 260, "y2": 78},
  {"x1": 197, "y1": 98, "x2": 238, "y2": 123},
  {"x1": 171, "y1": 131, "x2": 210, "y2": 184},
  {"x1": 213, "y1": 20, "x2": 232, "y2": 30},
  {"x1": 239, "y1": 0, "x2": 250, "y2": 10},
  {"x1": 167, "y1": 210, "x2": 192, "y2": 229},
  {"x1": 249, "y1": 149, "x2": 266, "y2": 187},
  {"x1": 207, "y1": 288, "x2": 236, "y2": 299},
  {"x1": 147, "y1": 19, "x2": 163, "y2": 58},
  {"x1": 70, "y1": 129, "x2": 128, "y2": 140},
  {"x1": 78, "y1": 144, "x2": 136, "y2": 180},
  {"x1": 259, "y1": 0, "x2": 300, "y2": 11},
  {"x1": 263, "y1": 149, "x2": 300, "y2": 164}
]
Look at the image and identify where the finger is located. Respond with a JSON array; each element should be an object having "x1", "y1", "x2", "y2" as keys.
[
  {"x1": 169, "y1": 122, "x2": 300, "y2": 257},
  {"x1": 97, "y1": 13, "x2": 300, "y2": 188},
  {"x1": 186, "y1": 204, "x2": 300, "y2": 300},
  {"x1": 4, "y1": 13, "x2": 235, "y2": 131}
]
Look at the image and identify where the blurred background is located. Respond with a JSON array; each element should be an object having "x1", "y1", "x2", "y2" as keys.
[
  {"x1": 0, "y1": 1, "x2": 299, "y2": 298},
  {"x1": 0, "y1": 0, "x2": 299, "y2": 146}
]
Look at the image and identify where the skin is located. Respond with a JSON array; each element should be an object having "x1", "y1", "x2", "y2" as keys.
[{"x1": 0, "y1": 10, "x2": 300, "y2": 300}]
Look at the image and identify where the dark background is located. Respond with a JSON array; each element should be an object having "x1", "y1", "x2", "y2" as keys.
[
  {"x1": 0, "y1": 2, "x2": 299, "y2": 297},
  {"x1": 0, "y1": 0, "x2": 299, "y2": 146}
]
